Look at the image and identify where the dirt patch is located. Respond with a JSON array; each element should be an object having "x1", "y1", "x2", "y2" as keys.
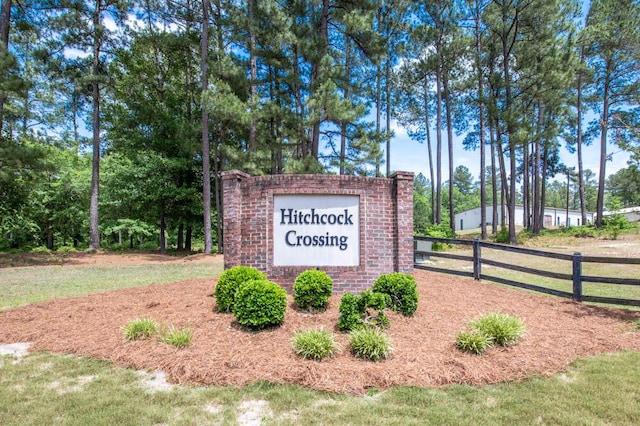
[{"x1": 1, "y1": 270, "x2": 639, "y2": 395}]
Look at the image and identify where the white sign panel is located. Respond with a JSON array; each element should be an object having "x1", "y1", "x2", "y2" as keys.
[{"x1": 273, "y1": 195, "x2": 360, "y2": 266}]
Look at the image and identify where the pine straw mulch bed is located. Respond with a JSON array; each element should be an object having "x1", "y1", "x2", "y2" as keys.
[{"x1": 1, "y1": 269, "x2": 639, "y2": 395}]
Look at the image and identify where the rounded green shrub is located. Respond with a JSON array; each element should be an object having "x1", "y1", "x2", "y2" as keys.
[
  {"x1": 338, "y1": 291, "x2": 390, "y2": 332},
  {"x1": 372, "y1": 273, "x2": 418, "y2": 316},
  {"x1": 292, "y1": 328, "x2": 341, "y2": 360},
  {"x1": 293, "y1": 269, "x2": 333, "y2": 311},
  {"x1": 470, "y1": 313, "x2": 526, "y2": 346},
  {"x1": 232, "y1": 279, "x2": 287, "y2": 330},
  {"x1": 455, "y1": 330, "x2": 493, "y2": 354},
  {"x1": 349, "y1": 328, "x2": 393, "y2": 361},
  {"x1": 214, "y1": 265, "x2": 265, "y2": 312}
]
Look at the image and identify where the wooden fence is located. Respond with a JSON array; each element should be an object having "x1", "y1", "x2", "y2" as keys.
[{"x1": 414, "y1": 236, "x2": 640, "y2": 307}]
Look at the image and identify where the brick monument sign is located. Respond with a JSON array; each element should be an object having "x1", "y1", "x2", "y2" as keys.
[{"x1": 221, "y1": 171, "x2": 414, "y2": 293}]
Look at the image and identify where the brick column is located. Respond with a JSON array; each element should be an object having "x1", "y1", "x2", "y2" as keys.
[
  {"x1": 392, "y1": 171, "x2": 414, "y2": 273},
  {"x1": 221, "y1": 170, "x2": 249, "y2": 270}
]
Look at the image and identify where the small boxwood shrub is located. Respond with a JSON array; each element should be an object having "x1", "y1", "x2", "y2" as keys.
[
  {"x1": 372, "y1": 273, "x2": 418, "y2": 316},
  {"x1": 470, "y1": 313, "x2": 526, "y2": 346},
  {"x1": 349, "y1": 328, "x2": 393, "y2": 361},
  {"x1": 292, "y1": 328, "x2": 341, "y2": 360},
  {"x1": 214, "y1": 265, "x2": 265, "y2": 312},
  {"x1": 337, "y1": 290, "x2": 390, "y2": 332},
  {"x1": 455, "y1": 330, "x2": 493, "y2": 354},
  {"x1": 232, "y1": 279, "x2": 287, "y2": 330},
  {"x1": 293, "y1": 269, "x2": 333, "y2": 311}
]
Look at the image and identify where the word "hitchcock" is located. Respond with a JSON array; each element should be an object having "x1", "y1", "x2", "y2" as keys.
[{"x1": 279, "y1": 208, "x2": 354, "y2": 226}]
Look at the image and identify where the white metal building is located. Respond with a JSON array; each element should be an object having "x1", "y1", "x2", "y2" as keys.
[
  {"x1": 602, "y1": 206, "x2": 640, "y2": 222},
  {"x1": 454, "y1": 205, "x2": 595, "y2": 231}
]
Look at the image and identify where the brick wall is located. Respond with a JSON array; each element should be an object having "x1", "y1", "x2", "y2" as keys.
[{"x1": 222, "y1": 171, "x2": 414, "y2": 293}]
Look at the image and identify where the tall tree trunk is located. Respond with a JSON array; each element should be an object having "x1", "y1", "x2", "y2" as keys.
[
  {"x1": 186, "y1": 226, "x2": 192, "y2": 252},
  {"x1": 475, "y1": 2, "x2": 487, "y2": 239},
  {"x1": 576, "y1": 73, "x2": 587, "y2": 225},
  {"x1": 523, "y1": 138, "x2": 529, "y2": 229},
  {"x1": 247, "y1": 0, "x2": 257, "y2": 153},
  {"x1": 541, "y1": 140, "x2": 549, "y2": 227},
  {"x1": 340, "y1": 36, "x2": 350, "y2": 175},
  {"x1": 375, "y1": 61, "x2": 382, "y2": 176},
  {"x1": 423, "y1": 79, "x2": 436, "y2": 225},
  {"x1": 595, "y1": 70, "x2": 611, "y2": 228},
  {"x1": 89, "y1": 1, "x2": 102, "y2": 251},
  {"x1": 0, "y1": 0, "x2": 11, "y2": 136},
  {"x1": 177, "y1": 223, "x2": 184, "y2": 250},
  {"x1": 214, "y1": 124, "x2": 224, "y2": 253},
  {"x1": 576, "y1": 62, "x2": 587, "y2": 226},
  {"x1": 201, "y1": 0, "x2": 213, "y2": 254},
  {"x1": 533, "y1": 100, "x2": 543, "y2": 233},
  {"x1": 159, "y1": 215, "x2": 166, "y2": 254},
  {"x1": 310, "y1": 0, "x2": 329, "y2": 159},
  {"x1": 443, "y1": 69, "x2": 454, "y2": 233},
  {"x1": 385, "y1": 57, "x2": 391, "y2": 177},
  {"x1": 435, "y1": 60, "x2": 443, "y2": 224},
  {"x1": 490, "y1": 124, "x2": 498, "y2": 234}
]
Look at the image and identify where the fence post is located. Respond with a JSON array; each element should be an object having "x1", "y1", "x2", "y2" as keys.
[
  {"x1": 572, "y1": 252, "x2": 582, "y2": 302},
  {"x1": 473, "y1": 239, "x2": 481, "y2": 280}
]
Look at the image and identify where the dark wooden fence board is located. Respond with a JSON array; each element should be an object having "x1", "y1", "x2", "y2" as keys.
[
  {"x1": 481, "y1": 258, "x2": 573, "y2": 281},
  {"x1": 480, "y1": 274, "x2": 574, "y2": 299},
  {"x1": 414, "y1": 264, "x2": 474, "y2": 278}
]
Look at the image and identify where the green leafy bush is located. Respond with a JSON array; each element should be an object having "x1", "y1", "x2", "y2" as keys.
[
  {"x1": 372, "y1": 273, "x2": 418, "y2": 316},
  {"x1": 337, "y1": 293, "x2": 364, "y2": 332},
  {"x1": 293, "y1": 269, "x2": 333, "y2": 311},
  {"x1": 232, "y1": 279, "x2": 287, "y2": 330},
  {"x1": 349, "y1": 328, "x2": 393, "y2": 361},
  {"x1": 495, "y1": 226, "x2": 510, "y2": 244},
  {"x1": 214, "y1": 265, "x2": 265, "y2": 312},
  {"x1": 455, "y1": 330, "x2": 493, "y2": 354},
  {"x1": 30, "y1": 246, "x2": 52, "y2": 254},
  {"x1": 424, "y1": 223, "x2": 454, "y2": 251},
  {"x1": 471, "y1": 313, "x2": 525, "y2": 346},
  {"x1": 121, "y1": 318, "x2": 159, "y2": 341},
  {"x1": 292, "y1": 328, "x2": 341, "y2": 360},
  {"x1": 161, "y1": 326, "x2": 193, "y2": 348},
  {"x1": 56, "y1": 245, "x2": 78, "y2": 254},
  {"x1": 337, "y1": 290, "x2": 390, "y2": 332}
]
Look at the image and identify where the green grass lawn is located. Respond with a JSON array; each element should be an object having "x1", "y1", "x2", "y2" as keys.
[
  {"x1": 0, "y1": 262, "x2": 223, "y2": 310},
  {"x1": 1, "y1": 251, "x2": 639, "y2": 424},
  {"x1": 1, "y1": 351, "x2": 638, "y2": 425}
]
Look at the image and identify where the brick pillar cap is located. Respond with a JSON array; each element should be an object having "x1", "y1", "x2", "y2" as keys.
[
  {"x1": 390, "y1": 171, "x2": 414, "y2": 181},
  {"x1": 221, "y1": 170, "x2": 251, "y2": 181}
]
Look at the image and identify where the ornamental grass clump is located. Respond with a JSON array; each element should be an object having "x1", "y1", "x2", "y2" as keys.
[
  {"x1": 293, "y1": 269, "x2": 333, "y2": 312},
  {"x1": 214, "y1": 265, "x2": 265, "y2": 312},
  {"x1": 161, "y1": 326, "x2": 193, "y2": 348},
  {"x1": 471, "y1": 313, "x2": 526, "y2": 347},
  {"x1": 455, "y1": 330, "x2": 493, "y2": 354},
  {"x1": 349, "y1": 328, "x2": 393, "y2": 361},
  {"x1": 292, "y1": 328, "x2": 341, "y2": 360},
  {"x1": 372, "y1": 272, "x2": 419, "y2": 316},
  {"x1": 232, "y1": 279, "x2": 287, "y2": 330},
  {"x1": 121, "y1": 318, "x2": 159, "y2": 341}
]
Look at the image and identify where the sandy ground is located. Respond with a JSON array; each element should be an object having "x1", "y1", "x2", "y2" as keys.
[{"x1": 1, "y1": 262, "x2": 639, "y2": 395}]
